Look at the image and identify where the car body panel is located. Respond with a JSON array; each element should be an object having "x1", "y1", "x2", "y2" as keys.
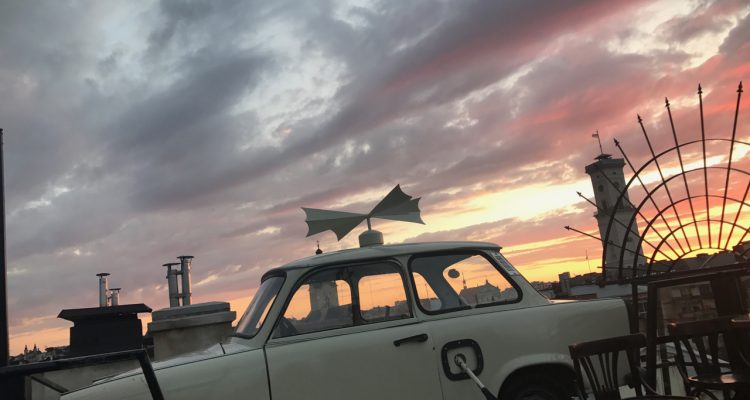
[
  {"x1": 266, "y1": 319, "x2": 442, "y2": 400},
  {"x1": 63, "y1": 242, "x2": 629, "y2": 400}
]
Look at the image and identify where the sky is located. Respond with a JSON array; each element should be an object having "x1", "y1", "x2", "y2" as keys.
[{"x1": 1, "y1": 0, "x2": 749, "y2": 355}]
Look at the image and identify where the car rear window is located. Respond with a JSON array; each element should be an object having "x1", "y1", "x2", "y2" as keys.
[{"x1": 410, "y1": 253, "x2": 519, "y2": 314}]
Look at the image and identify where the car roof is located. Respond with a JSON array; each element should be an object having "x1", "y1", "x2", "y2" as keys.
[{"x1": 264, "y1": 241, "x2": 501, "y2": 278}]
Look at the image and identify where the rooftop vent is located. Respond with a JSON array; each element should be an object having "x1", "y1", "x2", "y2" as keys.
[
  {"x1": 95, "y1": 273, "x2": 110, "y2": 307},
  {"x1": 161, "y1": 257, "x2": 195, "y2": 307}
]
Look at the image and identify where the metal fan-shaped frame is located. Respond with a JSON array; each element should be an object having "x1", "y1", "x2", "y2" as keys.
[{"x1": 571, "y1": 83, "x2": 746, "y2": 283}]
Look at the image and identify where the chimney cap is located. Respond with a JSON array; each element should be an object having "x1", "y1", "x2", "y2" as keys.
[
  {"x1": 162, "y1": 262, "x2": 180, "y2": 267},
  {"x1": 177, "y1": 255, "x2": 194, "y2": 260},
  {"x1": 96, "y1": 272, "x2": 110, "y2": 277},
  {"x1": 110, "y1": 287, "x2": 121, "y2": 291}
]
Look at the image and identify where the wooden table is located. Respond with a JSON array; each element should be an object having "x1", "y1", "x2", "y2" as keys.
[{"x1": 731, "y1": 313, "x2": 750, "y2": 327}]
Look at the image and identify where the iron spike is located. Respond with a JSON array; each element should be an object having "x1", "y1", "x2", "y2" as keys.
[
  {"x1": 665, "y1": 91, "x2": 703, "y2": 249},
  {"x1": 638, "y1": 112, "x2": 693, "y2": 252},
  {"x1": 698, "y1": 81, "x2": 710, "y2": 247},
  {"x1": 612, "y1": 144, "x2": 683, "y2": 258},
  {"x1": 719, "y1": 79, "x2": 745, "y2": 246}
]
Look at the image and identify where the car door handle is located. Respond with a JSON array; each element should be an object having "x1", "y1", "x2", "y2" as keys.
[{"x1": 393, "y1": 333, "x2": 429, "y2": 347}]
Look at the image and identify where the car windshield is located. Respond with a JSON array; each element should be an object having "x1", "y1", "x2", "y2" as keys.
[{"x1": 235, "y1": 276, "x2": 285, "y2": 338}]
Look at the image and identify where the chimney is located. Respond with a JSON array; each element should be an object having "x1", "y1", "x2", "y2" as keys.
[
  {"x1": 163, "y1": 262, "x2": 181, "y2": 307},
  {"x1": 109, "y1": 288, "x2": 121, "y2": 306},
  {"x1": 178, "y1": 256, "x2": 193, "y2": 306},
  {"x1": 96, "y1": 273, "x2": 110, "y2": 307}
]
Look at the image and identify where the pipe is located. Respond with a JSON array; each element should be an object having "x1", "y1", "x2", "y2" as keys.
[
  {"x1": 178, "y1": 256, "x2": 193, "y2": 306},
  {"x1": 162, "y1": 262, "x2": 181, "y2": 307},
  {"x1": 454, "y1": 354, "x2": 498, "y2": 400},
  {"x1": 96, "y1": 273, "x2": 110, "y2": 307},
  {"x1": 109, "y1": 288, "x2": 120, "y2": 306},
  {"x1": 0, "y1": 128, "x2": 8, "y2": 366}
]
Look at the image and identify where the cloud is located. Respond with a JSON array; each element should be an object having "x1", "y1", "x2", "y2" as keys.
[{"x1": 1, "y1": 0, "x2": 750, "y2": 355}]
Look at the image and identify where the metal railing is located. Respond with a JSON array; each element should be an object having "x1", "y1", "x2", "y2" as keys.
[{"x1": 0, "y1": 348, "x2": 164, "y2": 400}]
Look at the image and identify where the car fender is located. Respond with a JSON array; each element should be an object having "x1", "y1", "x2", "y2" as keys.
[
  {"x1": 489, "y1": 352, "x2": 573, "y2": 390},
  {"x1": 63, "y1": 348, "x2": 269, "y2": 400}
]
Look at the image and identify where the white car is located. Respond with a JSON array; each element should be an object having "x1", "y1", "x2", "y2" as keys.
[{"x1": 63, "y1": 241, "x2": 629, "y2": 400}]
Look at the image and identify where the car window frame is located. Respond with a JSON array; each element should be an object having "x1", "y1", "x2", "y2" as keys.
[
  {"x1": 232, "y1": 270, "x2": 287, "y2": 339},
  {"x1": 267, "y1": 259, "x2": 415, "y2": 340},
  {"x1": 407, "y1": 250, "x2": 523, "y2": 316}
]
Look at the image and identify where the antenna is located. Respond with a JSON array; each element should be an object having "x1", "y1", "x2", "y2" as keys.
[{"x1": 302, "y1": 185, "x2": 424, "y2": 247}]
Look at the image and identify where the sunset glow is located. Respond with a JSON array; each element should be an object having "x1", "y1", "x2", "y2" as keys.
[{"x1": 2, "y1": 0, "x2": 750, "y2": 356}]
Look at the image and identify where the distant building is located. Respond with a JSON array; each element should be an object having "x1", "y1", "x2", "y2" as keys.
[
  {"x1": 459, "y1": 280, "x2": 506, "y2": 305},
  {"x1": 659, "y1": 282, "x2": 716, "y2": 324},
  {"x1": 9, "y1": 345, "x2": 71, "y2": 366},
  {"x1": 585, "y1": 154, "x2": 646, "y2": 280},
  {"x1": 309, "y1": 281, "x2": 339, "y2": 311}
]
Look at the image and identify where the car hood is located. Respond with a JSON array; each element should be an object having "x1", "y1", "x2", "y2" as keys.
[{"x1": 93, "y1": 343, "x2": 227, "y2": 384}]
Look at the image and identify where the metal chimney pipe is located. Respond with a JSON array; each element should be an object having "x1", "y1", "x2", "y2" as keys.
[
  {"x1": 163, "y1": 262, "x2": 181, "y2": 307},
  {"x1": 178, "y1": 256, "x2": 193, "y2": 306},
  {"x1": 96, "y1": 273, "x2": 110, "y2": 307},
  {"x1": 109, "y1": 288, "x2": 121, "y2": 306}
]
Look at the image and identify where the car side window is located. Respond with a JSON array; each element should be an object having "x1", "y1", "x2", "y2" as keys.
[
  {"x1": 410, "y1": 253, "x2": 519, "y2": 313},
  {"x1": 273, "y1": 262, "x2": 412, "y2": 338},
  {"x1": 274, "y1": 268, "x2": 353, "y2": 338},
  {"x1": 357, "y1": 264, "x2": 410, "y2": 322}
]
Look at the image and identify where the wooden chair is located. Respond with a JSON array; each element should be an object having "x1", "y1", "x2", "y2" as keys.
[
  {"x1": 669, "y1": 318, "x2": 750, "y2": 400},
  {"x1": 569, "y1": 333, "x2": 696, "y2": 400},
  {"x1": 730, "y1": 314, "x2": 750, "y2": 370}
]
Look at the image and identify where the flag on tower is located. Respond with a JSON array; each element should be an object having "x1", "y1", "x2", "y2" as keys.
[{"x1": 592, "y1": 130, "x2": 603, "y2": 154}]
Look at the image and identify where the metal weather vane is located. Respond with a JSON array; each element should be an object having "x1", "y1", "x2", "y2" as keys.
[{"x1": 303, "y1": 184, "x2": 424, "y2": 241}]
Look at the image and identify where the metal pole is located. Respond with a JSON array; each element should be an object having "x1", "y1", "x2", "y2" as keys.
[
  {"x1": 178, "y1": 256, "x2": 193, "y2": 306},
  {"x1": 136, "y1": 350, "x2": 165, "y2": 400},
  {"x1": 163, "y1": 263, "x2": 181, "y2": 307},
  {"x1": 454, "y1": 355, "x2": 498, "y2": 400},
  {"x1": 109, "y1": 288, "x2": 120, "y2": 306},
  {"x1": 0, "y1": 128, "x2": 7, "y2": 366},
  {"x1": 614, "y1": 139, "x2": 683, "y2": 259},
  {"x1": 96, "y1": 273, "x2": 110, "y2": 307},
  {"x1": 638, "y1": 115, "x2": 693, "y2": 252},
  {"x1": 698, "y1": 84, "x2": 712, "y2": 248},
  {"x1": 665, "y1": 97, "x2": 703, "y2": 249},
  {"x1": 718, "y1": 82, "x2": 744, "y2": 247}
]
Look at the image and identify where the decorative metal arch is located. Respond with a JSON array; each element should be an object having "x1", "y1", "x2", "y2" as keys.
[{"x1": 567, "y1": 82, "x2": 747, "y2": 283}]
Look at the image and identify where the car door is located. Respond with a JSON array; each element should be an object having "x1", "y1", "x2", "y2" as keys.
[
  {"x1": 408, "y1": 251, "x2": 526, "y2": 400},
  {"x1": 264, "y1": 261, "x2": 444, "y2": 400}
]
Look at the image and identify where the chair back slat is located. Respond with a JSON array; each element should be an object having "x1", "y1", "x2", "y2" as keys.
[
  {"x1": 569, "y1": 333, "x2": 646, "y2": 400},
  {"x1": 669, "y1": 318, "x2": 732, "y2": 380}
]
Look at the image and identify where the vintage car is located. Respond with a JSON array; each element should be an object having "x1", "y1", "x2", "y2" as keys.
[{"x1": 63, "y1": 241, "x2": 629, "y2": 400}]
